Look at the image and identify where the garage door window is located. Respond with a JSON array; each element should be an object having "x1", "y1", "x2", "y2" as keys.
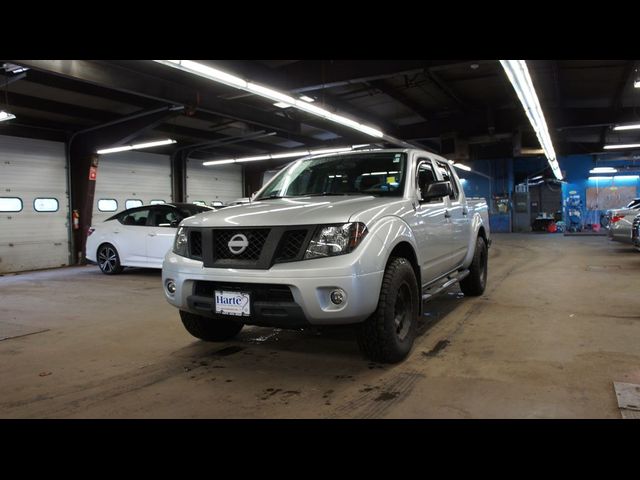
[
  {"x1": 150, "y1": 199, "x2": 166, "y2": 205},
  {"x1": 192, "y1": 201, "x2": 206, "y2": 206},
  {"x1": 0, "y1": 197, "x2": 23, "y2": 212},
  {"x1": 34, "y1": 198, "x2": 59, "y2": 212},
  {"x1": 125, "y1": 199, "x2": 143, "y2": 209},
  {"x1": 98, "y1": 199, "x2": 118, "y2": 212}
]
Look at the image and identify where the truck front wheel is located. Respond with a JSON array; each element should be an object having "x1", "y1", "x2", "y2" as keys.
[
  {"x1": 356, "y1": 257, "x2": 419, "y2": 363},
  {"x1": 459, "y1": 236, "x2": 488, "y2": 296},
  {"x1": 180, "y1": 310, "x2": 243, "y2": 341}
]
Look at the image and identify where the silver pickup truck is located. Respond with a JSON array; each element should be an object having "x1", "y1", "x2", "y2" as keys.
[{"x1": 162, "y1": 149, "x2": 490, "y2": 363}]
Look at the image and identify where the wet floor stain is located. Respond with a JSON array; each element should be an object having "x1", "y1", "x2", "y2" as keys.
[
  {"x1": 212, "y1": 346, "x2": 245, "y2": 357},
  {"x1": 368, "y1": 363, "x2": 385, "y2": 370},
  {"x1": 260, "y1": 388, "x2": 301, "y2": 402},
  {"x1": 423, "y1": 339, "x2": 450, "y2": 357}
]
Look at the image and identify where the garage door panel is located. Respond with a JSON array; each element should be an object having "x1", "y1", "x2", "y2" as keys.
[
  {"x1": 92, "y1": 151, "x2": 171, "y2": 224},
  {"x1": 0, "y1": 135, "x2": 69, "y2": 274},
  {"x1": 186, "y1": 159, "x2": 242, "y2": 205}
]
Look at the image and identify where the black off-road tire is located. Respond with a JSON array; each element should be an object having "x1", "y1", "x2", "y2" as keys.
[
  {"x1": 459, "y1": 236, "x2": 488, "y2": 296},
  {"x1": 356, "y1": 257, "x2": 419, "y2": 363},
  {"x1": 179, "y1": 310, "x2": 243, "y2": 341},
  {"x1": 97, "y1": 243, "x2": 124, "y2": 275}
]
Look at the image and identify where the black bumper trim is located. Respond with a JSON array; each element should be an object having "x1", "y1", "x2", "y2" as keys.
[{"x1": 186, "y1": 294, "x2": 311, "y2": 329}]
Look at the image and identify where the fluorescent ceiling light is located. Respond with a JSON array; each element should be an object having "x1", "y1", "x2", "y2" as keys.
[
  {"x1": 635, "y1": 80, "x2": 640, "y2": 89},
  {"x1": 603, "y1": 144, "x2": 640, "y2": 150},
  {"x1": 154, "y1": 60, "x2": 391, "y2": 141},
  {"x1": 500, "y1": 60, "x2": 563, "y2": 180},
  {"x1": 588, "y1": 176, "x2": 612, "y2": 180},
  {"x1": 613, "y1": 123, "x2": 640, "y2": 131},
  {"x1": 203, "y1": 145, "x2": 369, "y2": 166},
  {"x1": 530, "y1": 175, "x2": 543, "y2": 180},
  {"x1": 589, "y1": 167, "x2": 617, "y2": 174},
  {"x1": 453, "y1": 163, "x2": 471, "y2": 171},
  {"x1": 97, "y1": 138, "x2": 176, "y2": 155},
  {"x1": 614, "y1": 175, "x2": 640, "y2": 180},
  {"x1": 235, "y1": 155, "x2": 271, "y2": 163},
  {"x1": 0, "y1": 110, "x2": 16, "y2": 122},
  {"x1": 270, "y1": 150, "x2": 311, "y2": 159},
  {"x1": 300, "y1": 95, "x2": 315, "y2": 103}
]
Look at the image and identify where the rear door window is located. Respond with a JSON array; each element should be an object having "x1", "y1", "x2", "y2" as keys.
[
  {"x1": 435, "y1": 161, "x2": 460, "y2": 200},
  {"x1": 120, "y1": 209, "x2": 151, "y2": 226}
]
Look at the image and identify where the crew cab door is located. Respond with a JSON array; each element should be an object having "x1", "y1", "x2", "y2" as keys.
[
  {"x1": 145, "y1": 206, "x2": 180, "y2": 266},
  {"x1": 435, "y1": 159, "x2": 470, "y2": 266},
  {"x1": 410, "y1": 158, "x2": 454, "y2": 282}
]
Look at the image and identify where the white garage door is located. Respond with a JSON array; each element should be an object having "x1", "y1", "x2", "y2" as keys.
[
  {"x1": 92, "y1": 151, "x2": 171, "y2": 224},
  {"x1": 0, "y1": 135, "x2": 70, "y2": 273},
  {"x1": 186, "y1": 158, "x2": 242, "y2": 205}
]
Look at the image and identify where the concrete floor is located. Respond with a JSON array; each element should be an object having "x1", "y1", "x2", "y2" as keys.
[{"x1": 1, "y1": 233, "x2": 639, "y2": 418}]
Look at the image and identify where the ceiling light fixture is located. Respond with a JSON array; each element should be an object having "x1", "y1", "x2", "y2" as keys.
[
  {"x1": 202, "y1": 145, "x2": 376, "y2": 166},
  {"x1": 589, "y1": 167, "x2": 617, "y2": 174},
  {"x1": 97, "y1": 139, "x2": 176, "y2": 155},
  {"x1": 500, "y1": 60, "x2": 563, "y2": 180},
  {"x1": 453, "y1": 163, "x2": 472, "y2": 171},
  {"x1": 613, "y1": 123, "x2": 640, "y2": 131},
  {"x1": 153, "y1": 60, "x2": 408, "y2": 143},
  {"x1": 0, "y1": 110, "x2": 16, "y2": 122},
  {"x1": 603, "y1": 144, "x2": 640, "y2": 150}
]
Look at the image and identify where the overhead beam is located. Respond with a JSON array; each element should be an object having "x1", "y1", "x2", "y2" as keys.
[
  {"x1": 368, "y1": 79, "x2": 433, "y2": 121},
  {"x1": 13, "y1": 60, "x2": 301, "y2": 134}
]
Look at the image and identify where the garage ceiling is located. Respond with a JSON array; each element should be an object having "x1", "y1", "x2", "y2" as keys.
[{"x1": 0, "y1": 59, "x2": 638, "y2": 161}]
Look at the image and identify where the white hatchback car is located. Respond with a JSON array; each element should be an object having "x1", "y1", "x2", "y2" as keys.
[{"x1": 86, "y1": 203, "x2": 212, "y2": 274}]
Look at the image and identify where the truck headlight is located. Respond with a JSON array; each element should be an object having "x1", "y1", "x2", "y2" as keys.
[
  {"x1": 173, "y1": 227, "x2": 189, "y2": 257},
  {"x1": 304, "y1": 223, "x2": 368, "y2": 259}
]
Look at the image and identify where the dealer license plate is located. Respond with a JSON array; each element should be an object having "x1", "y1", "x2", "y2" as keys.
[{"x1": 214, "y1": 290, "x2": 251, "y2": 316}]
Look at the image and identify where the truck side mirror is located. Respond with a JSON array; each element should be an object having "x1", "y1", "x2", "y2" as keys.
[
  {"x1": 422, "y1": 181, "x2": 452, "y2": 201},
  {"x1": 170, "y1": 219, "x2": 180, "y2": 228}
]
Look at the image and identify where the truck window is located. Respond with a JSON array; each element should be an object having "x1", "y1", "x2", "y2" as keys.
[
  {"x1": 436, "y1": 161, "x2": 459, "y2": 201},
  {"x1": 417, "y1": 161, "x2": 438, "y2": 201}
]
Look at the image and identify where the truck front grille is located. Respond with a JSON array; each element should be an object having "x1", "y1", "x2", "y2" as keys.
[
  {"x1": 195, "y1": 226, "x2": 313, "y2": 269},
  {"x1": 189, "y1": 230, "x2": 202, "y2": 259},
  {"x1": 213, "y1": 229, "x2": 269, "y2": 261},
  {"x1": 274, "y1": 229, "x2": 308, "y2": 262}
]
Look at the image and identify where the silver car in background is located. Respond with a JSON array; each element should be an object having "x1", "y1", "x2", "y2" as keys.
[{"x1": 608, "y1": 199, "x2": 640, "y2": 246}]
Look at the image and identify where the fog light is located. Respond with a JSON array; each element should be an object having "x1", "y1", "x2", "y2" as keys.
[
  {"x1": 330, "y1": 289, "x2": 345, "y2": 305},
  {"x1": 166, "y1": 280, "x2": 176, "y2": 294}
]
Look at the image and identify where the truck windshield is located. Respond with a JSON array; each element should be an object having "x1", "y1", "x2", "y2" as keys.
[{"x1": 256, "y1": 152, "x2": 407, "y2": 200}]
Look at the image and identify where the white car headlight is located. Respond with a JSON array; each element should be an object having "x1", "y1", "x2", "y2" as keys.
[
  {"x1": 173, "y1": 226, "x2": 189, "y2": 257},
  {"x1": 304, "y1": 223, "x2": 368, "y2": 259}
]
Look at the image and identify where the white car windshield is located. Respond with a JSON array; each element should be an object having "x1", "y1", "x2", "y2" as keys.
[{"x1": 256, "y1": 152, "x2": 407, "y2": 200}]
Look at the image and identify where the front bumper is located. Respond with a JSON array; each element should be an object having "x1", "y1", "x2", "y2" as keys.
[{"x1": 162, "y1": 252, "x2": 385, "y2": 327}]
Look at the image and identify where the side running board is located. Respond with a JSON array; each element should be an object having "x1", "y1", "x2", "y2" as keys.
[{"x1": 422, "y1": 269, "x2": 470, "y2": 301}]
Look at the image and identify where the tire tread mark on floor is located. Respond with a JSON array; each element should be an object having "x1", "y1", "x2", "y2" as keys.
[{"x1": 326, "y1": 371, "x2": 423, "y2": 419}]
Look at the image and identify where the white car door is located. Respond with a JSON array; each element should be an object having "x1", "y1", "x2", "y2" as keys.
[
  {"x1": 116, "y1": 208, "x2": 152, "y2": 265},
  {"x1": 145, "y1": 206, "x2": 180, "y2": 267}
]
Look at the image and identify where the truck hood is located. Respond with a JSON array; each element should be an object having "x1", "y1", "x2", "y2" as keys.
[{"x1": 182, "y1": 195, "x2": 409, "y2": 228}]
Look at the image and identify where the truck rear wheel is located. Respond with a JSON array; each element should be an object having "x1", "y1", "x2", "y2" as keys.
[
  {"x1": 180, "y1": 310, "x2": 243, "y2": 341},
  {"x1": 356, "y1": 257, "x2": 419, "y2": 363},
  {"x1": 460, "y1": 236, "x2": 488, "y2": 296}
]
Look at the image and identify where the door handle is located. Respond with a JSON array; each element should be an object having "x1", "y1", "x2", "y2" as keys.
[
  {"x1": 444, "y1": 210, "x2": 451, "y2": 218},
  {"x1": 462, "y1": 207, "x2": 469, "y2": 216},
  {"x1": 113, "y1": 231, "x2": 120, "y2": 234},
  {"x1": 148, "y1": 233, "x2": 156, "y2": 237}
]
